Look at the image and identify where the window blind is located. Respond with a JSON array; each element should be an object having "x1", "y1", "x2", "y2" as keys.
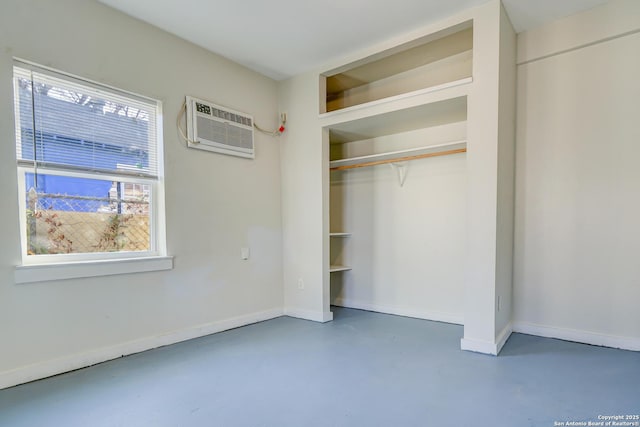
[{"x1": 14, "y1": 64, "x2": 159, "y2": 179}]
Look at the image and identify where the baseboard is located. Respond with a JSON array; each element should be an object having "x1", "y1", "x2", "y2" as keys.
[
  {"x1": 512, "y1": 321, "x2": 640, "y2": 352},
  {"x1": 332, "y1": 298, "x2": 463, "y2": 325},
  {"x1": 0, "y1": 307, "x2": 284, "y2": 390},
  {"x1": 284, "y1": 308, "x2": 333, "y2": 323},
  {"x1": 496, "y1": 322, "x2": 513, "y2": 354},
  {"x1": 460, "y1": 323, "x2": 513, "y2": 356},
  {"x1": 460, "y1": 337, "x2": 498, "y2": 355}
]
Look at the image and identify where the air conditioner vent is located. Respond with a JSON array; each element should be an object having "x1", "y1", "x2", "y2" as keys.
[{"x1": 186, "y1": 96, "x2": 254, "y2": 159}]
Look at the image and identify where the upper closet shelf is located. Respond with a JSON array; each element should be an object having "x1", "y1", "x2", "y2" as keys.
[
  {"x1": 319, "y1": 77, "x2": 471, "y2": 123},
  {"x1": 329, "y1": 140, "x2": 466, "y2": 171},
  {"x1": 320, "y1": 20, "x2": 473, "y2": 116}
]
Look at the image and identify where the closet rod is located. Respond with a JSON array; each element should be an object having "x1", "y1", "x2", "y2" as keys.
[{"x1": 329, "y1": 148, "x2": 467, "y2": 171}]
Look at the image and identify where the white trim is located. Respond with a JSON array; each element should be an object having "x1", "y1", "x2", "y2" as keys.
[
  {"x1": 15, "y1": 256, "x2": 173, "y2": 284},
  {"x1": 460, "y1": 337, "x2": 498, "y2": 355},
  {"x1": 516, "y1": 0, "x2": 640, "y2": 65},
  {"x1": 460, "y1": 323, "x2": 513, "y2": 356},
  {"x1": 517, "y1": 29, "x2": 640, "y2": 66},
  {"x1": 332, "y1": 298, "x2": 463, "y2": 325},
  {"x1": 153, "y1": 100, "x2": 166, "y2": 256},
  {"x1": 513, "y1": 321, "x2": 640, "y2": 352},
  {"x1": 284, "y1": 308, "x2": 333, "y2": 323},
  {"x1": 0, "y1": 308, "x2": 283, "y2": 390},
  {"x1": 495, "y1": 322, "x2": 513, "y2": 355},
  {"x1": 16, "y1": 170, "x2": 28, "y2": 260},
  {"x1": 16, "y1": 164, "x2": 158, "y2": 183}
]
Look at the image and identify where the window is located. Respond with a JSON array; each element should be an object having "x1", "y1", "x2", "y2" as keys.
[{"x1": 13, "y1": 61, "x2": 167, "y2": 268}]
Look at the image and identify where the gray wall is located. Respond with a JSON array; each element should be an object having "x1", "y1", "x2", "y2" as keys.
[
  {"x1": 0, "y1": 0, "x2": 284, "y2": 387},
  {"x1": 513, "y1": 0, "x2": 640, "y2": 349}
]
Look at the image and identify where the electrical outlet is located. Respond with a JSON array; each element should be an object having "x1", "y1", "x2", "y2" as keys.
[
  {"x1": 241, "y1": 247, "x2": 249, "y2": 260},
  {"x1": 497, "y1": 295, "x2": 502, "y2": 312},
  {"x1": 297, "y1": 277, "x2": 304, "y2": 290}
]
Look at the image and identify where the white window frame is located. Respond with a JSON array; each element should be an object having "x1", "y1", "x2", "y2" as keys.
[{"x1": 13, "y1": 59, "x2": 171, "y2": 283}]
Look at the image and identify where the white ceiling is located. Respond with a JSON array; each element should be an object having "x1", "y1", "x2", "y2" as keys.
[{"x1": 99, "y1": 0, "x2": 608, "y2": 80}]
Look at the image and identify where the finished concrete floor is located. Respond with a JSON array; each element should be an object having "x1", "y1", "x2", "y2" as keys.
[{"x1": 0, "y1": 307, "x2": 638, "y2": 426}]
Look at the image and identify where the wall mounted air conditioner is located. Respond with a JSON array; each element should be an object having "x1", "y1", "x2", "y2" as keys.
[{"x1": 185, "y1": 96, "x2": 254, "y2": 159}]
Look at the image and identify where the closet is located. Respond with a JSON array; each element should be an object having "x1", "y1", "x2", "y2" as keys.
[
  {"x1": 279, "y1": 0, "x2": 515, "y2": 353},
  {"x1": 320, "y1": 21, "x2": 473, "y2": 323}
]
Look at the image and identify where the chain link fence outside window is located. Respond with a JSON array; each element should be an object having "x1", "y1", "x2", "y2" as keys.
[{"x1": 26, "y1": 186, "x2": 150, "y2": 255}]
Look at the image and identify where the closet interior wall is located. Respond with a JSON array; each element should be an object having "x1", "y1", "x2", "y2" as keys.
[{"x1": 329, "y1": 122, "x2": 467, "y2": 323}]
